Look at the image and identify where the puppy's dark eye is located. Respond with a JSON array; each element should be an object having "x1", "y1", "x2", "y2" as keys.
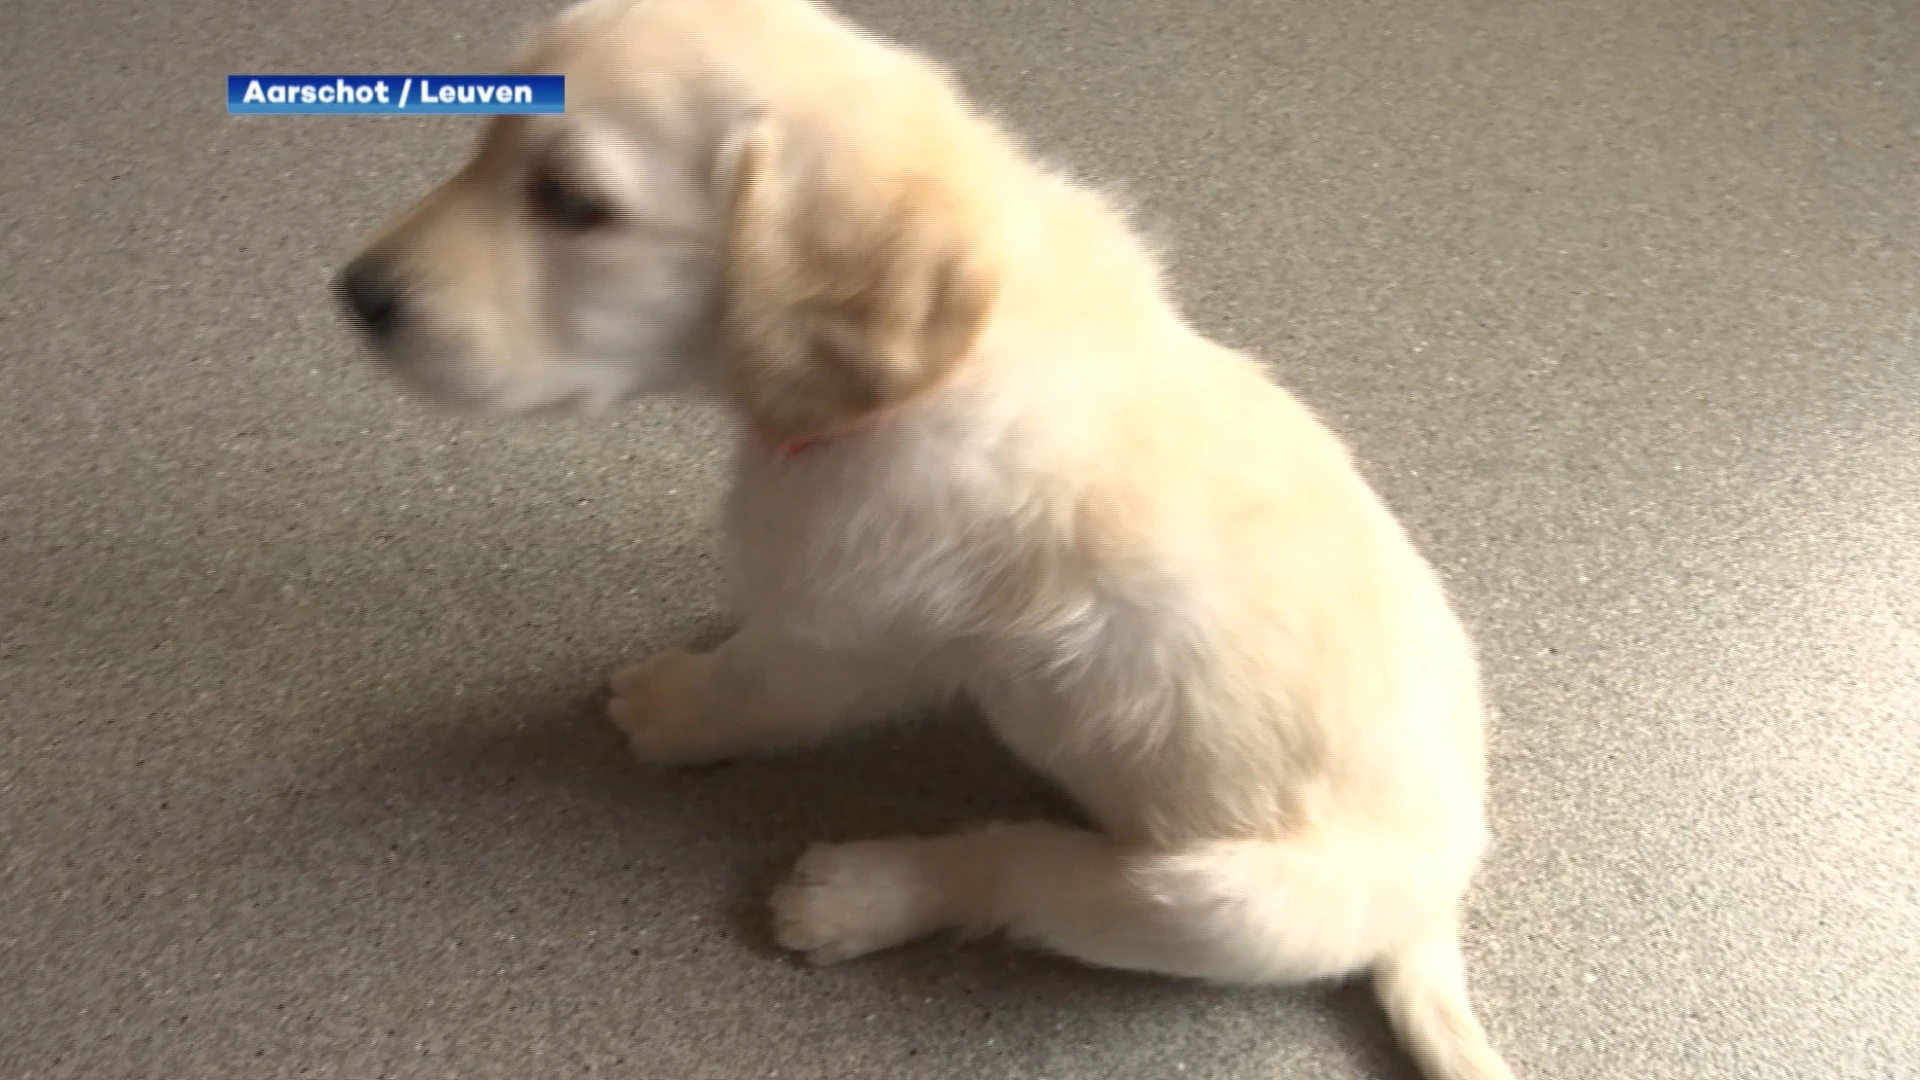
[{"x1": 529, "y1": 170, "x2": 611, "y2": 231}]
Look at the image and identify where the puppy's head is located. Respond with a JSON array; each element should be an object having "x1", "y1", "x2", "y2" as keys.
[{"x1": 334, "y1": 0, "x2": 1000, "y2": 433}]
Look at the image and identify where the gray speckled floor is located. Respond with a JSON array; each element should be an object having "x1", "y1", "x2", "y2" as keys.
[{"x1": 4, "y1": 1, "x2": 1917, "y2": 1078}]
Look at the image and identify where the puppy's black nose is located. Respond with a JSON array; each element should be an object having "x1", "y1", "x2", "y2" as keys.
[{"x1": 334, "y1": 254, "x2": 406, "y2": 337}]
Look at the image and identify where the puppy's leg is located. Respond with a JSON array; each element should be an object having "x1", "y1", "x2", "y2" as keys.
[
  {"x1": 772, "y1": 822, "x2": 1511, "y2": 1079},
  {"x1": 609, "y1": 619, "x2": 932, "y2": 765},
  {"x1": 773, "y1": 822, "x2": 1418, "y2": 976}
]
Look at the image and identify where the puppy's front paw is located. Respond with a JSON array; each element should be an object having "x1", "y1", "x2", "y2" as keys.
[
  {"x1": 770, "y1": 841, "x2": 951, "y2": 965},
  {"x1": 607, "y1": 650, "x2": 718, "y2": 765}
]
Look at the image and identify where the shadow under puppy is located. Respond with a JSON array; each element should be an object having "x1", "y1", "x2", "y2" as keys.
[{"x1": 335, "y1": 2, "x2": 1517, "y2": 1077}]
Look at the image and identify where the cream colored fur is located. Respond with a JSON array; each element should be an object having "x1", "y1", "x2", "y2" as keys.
[{"x1": 341, "y1": 2, "x2": 1517, "y2": 1077}]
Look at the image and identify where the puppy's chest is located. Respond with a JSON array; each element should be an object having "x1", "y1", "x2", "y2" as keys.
[{"x1": 724, "y1": 447, "x2": 1021, "y2": 643}]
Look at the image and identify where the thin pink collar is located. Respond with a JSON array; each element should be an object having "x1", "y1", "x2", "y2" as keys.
[
  {"x1": 750, "y1": 425, "x2": 830, "y2": 461},
  {"x1": 771, "y1": 434, "x2": 826, "y2": 460}
]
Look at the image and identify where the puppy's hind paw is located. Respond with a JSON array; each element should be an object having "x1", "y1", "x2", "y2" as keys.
[{"x1": 770, "y1": 841, "x2": 952, "y2": 965}]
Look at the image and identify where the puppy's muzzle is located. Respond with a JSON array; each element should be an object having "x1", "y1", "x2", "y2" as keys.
[{"x1": 333, "y1": 254, "x2": 408, "y2": 341}]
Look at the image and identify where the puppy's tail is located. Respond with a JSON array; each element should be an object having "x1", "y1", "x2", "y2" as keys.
[{"x1": 1374, "y1": 925, "x2": 1516, "y2": 1080}]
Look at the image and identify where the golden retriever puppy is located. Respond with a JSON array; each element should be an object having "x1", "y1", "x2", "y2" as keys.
[{"x1": 336, "y1": 2, "x2": 1517, "y2": 1077}]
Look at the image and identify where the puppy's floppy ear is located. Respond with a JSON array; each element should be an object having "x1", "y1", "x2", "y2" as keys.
[{"x1": 715, "y1": 113, "x2": 1000, "y2": 439}]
